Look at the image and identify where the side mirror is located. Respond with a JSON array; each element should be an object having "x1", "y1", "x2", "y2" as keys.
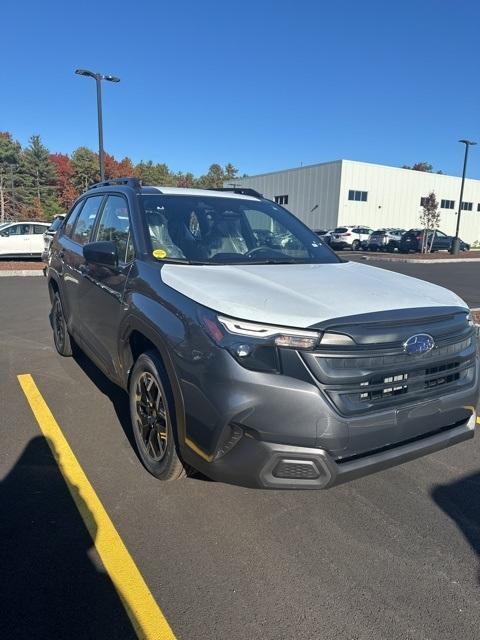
[
  {"x1": 0, "y1": 230, "x2": 9, "y2": 237},
  {"x1": 83, "y1": 240, "x2": 118, "y2": 270}
]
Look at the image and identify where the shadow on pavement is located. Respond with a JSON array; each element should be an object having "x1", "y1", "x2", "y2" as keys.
[
  {"x1": 431, "y1": 471, "x2": 480, "y2": 584},
  {"x1": 72, "y1": 346, "x2": 211, "y2": 482},
  {"x1": 72, "y1": 346, "x2": 136, "y2": 450},
  {"x1": 0, "y1": 436, "x2": 136, "y2": 639}
]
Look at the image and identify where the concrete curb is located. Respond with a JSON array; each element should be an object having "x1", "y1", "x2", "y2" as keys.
[
  {"x1": 0, "y1": 270, "x2": 45, "y2": 277},
  {"x1": 360, "y1": 256, "x2": 480, "y2": 264}
]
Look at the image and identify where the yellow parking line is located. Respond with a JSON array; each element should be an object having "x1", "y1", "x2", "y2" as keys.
[{"x1": 17, "y1": 373, "x2": 177, "y2": 640}]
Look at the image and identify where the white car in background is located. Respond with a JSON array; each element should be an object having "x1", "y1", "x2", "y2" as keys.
[
  {"x1": 0, "y1": 221, "x2": 50, "y2": 257},
  {"x1": 330, "y1": 225, "x2": 372, "y2": 251}
]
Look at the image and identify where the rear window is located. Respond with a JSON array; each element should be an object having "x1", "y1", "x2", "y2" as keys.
[{"x1": 334, "y1": 227, "x2": 348, "y2": 233}]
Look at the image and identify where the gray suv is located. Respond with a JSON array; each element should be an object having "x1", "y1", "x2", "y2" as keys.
[{"x1": 46, "y1": 179, "x2": 479, "y2": 489}]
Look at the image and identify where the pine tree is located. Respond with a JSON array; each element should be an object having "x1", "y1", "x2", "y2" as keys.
[
  {"x1": 0, "y1": 132, "x2": 23, "y2": 222},
  {"x1": 19, "y1": 135, "x2": 59, "y2": 219}
]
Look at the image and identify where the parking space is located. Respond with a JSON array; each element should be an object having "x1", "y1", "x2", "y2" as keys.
[{"x1": 1, "y1": 269, "x2": 480, "y2": 640}]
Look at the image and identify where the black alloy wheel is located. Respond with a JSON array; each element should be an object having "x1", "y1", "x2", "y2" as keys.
[
  {"x1": 129, "y1": 351, "x2": 186, "y2": 480},
  {"x1": 51, "y1": 292, "x2": 72, "y2": 356}
]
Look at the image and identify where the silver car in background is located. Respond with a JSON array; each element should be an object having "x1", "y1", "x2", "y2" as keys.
[
  {"x1": 366, "y1": 228, "x2": 405, "y2": 252},
  {"x1": 42, "y1": 214, "x2": 65, "y2": 262}
]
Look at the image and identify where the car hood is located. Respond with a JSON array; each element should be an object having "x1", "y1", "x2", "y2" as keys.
[{"x1": 161, "y1": 261, "x2": 467, "y2": 328}]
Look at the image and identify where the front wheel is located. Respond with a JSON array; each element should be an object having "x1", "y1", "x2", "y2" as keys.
[
  {"x1": 352, "y1": 240, "x2": 361, "y2": 251},
  {"x1": 51, "y1": 292, "x2": 72, "y2": 356},
  {"x1": 129, "y1": 351, "x2": 187, "y2": 481}
]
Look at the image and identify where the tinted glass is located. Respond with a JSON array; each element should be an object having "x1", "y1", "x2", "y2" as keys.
[
  {"x1": 71, "y1": 196, "x2": 104, "y2": 245},
  {"x1": 6, "y1": 224, "x2": 31, "y2": 235},
  {"x1": 95, "y1": 195, "x2": 132, "y2": 263},
  {"x1": 34, "y1": 225, "x2": 47, "y2": 234},
  {"x1": 141, "y1": 195, "x2": 340, "y2": 265},
  {"x1": 64, "y1": 200, "x2": 85, "y2": 237},
  {"x1": 47, "y1": 217, "x2": 64, "y2": 233},
  {"x1": 334, "y1": 227, "x2": 348, "y2": 233}
]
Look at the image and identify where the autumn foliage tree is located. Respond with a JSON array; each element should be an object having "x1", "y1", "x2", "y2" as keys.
[
  {"x1": 49, "y1": 153, "x2": 79, "y2": 210},
  {"x1": 0, "y1": 130, "x2": 240, "y2": 221}
]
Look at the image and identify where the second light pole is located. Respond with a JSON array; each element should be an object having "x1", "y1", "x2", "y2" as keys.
[
  {"x1": 451, "y1": 138, "x2": 476, "y2": 255},
  {"x1": 75, "y1": 69, "x2": 120, "y2": 181}
]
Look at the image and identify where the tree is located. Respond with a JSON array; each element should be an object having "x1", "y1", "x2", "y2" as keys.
[
  {"x1": 402, "y1": 161, "x2": 443, "y2": 174},
  {"x1": 19, "y1": 135, "x2": 59, "y2": 219},
  {"x1": 49, "y1": 153, "x2": 79, "y2": 210},
  {"x1": 71, "y1": 147, "x2": 100, "y2": 192},
  {"x1": 197, "y1": 163, "x2": 226, "y2": 188},
  {"x1": 0, "y1": 132, "x2": 22, "y2": 222},
  {"x1": 419, "y1": 192, "x2": 440, "y2": 253},
  {"x1": 135, "y1": 160, "x2": 174, "y2": 185}
]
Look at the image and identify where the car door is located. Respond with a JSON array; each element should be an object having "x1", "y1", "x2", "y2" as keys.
[
  {"x1": 432, "y1": 230, "x2": 451, "y2": 250},
  {"x1": 59, "y1": 195, "x2": 105, "y2": 336},
  {"x1": 31, "y1": 224, "x2": 48, "y2": 254},
  {"x1": 76, "y1": 193, "x2": 134, "y2": 377},
  {"x1": 0, "y1": 223, "x2": 32, "y2": 256}
]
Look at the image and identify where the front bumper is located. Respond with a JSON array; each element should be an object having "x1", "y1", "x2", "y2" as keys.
[{"x1": 192, "y1": 412, "x2": 476, "y2": 489}]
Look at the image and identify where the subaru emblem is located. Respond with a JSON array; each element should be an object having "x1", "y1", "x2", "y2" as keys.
[{"x1": 403, "y1": 334, "x2": 435, "y2": 355}]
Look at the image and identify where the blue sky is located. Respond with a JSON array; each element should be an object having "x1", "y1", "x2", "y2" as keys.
[{"x1": 1, "y1": 0, "x2": 479, "y2": 178}]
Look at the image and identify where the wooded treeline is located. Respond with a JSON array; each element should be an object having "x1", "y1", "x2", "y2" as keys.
[{"x1": 0, "y1": 132, "x2": 240, "y2": 222}]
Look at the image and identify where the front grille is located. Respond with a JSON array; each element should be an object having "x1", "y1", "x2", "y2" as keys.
[{"x1": 302, "y1": 322, "x2": 477, "y2": 416}]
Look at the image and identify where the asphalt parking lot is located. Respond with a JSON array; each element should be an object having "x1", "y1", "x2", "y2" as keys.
[{"x1": 1, "y1": 262, "x2": 480, "y2": 640}]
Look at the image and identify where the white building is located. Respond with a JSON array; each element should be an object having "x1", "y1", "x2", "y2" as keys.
[{"x1": 228, "y1": 160, "x2": 480, "y2": 245}]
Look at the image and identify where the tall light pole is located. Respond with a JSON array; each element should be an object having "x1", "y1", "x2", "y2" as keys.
[
  {"x1": 451, "y1": 139, "x2": 476, "y2": 255},
  {"x1": 75, "y1": 69, "x2": 120, "y2": 182}
]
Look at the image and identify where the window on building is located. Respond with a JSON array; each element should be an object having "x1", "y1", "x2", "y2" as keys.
[
  {"x1": 274, "y1": 195, "x2": 288, "y2": 205},
  {"x1": 348, "y1": 190, "x2": 368, "y2": 202},
  {"x1": 441, "y1": 199, "x2": 455, "y2": 209},
  {"x1": 461, "y1": 201, "x2": 473, "y2": 211},
  {"x1": 477, "y1": 203, "x2": 480, "y2": 212},
  {"x1": 420, "y1": 197, "x2": 428, "y2": 207}
]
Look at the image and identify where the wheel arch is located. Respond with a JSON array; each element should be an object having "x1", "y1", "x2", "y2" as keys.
[{"x1": 119, "y1": 316, "x2": 187, "y2": 448}]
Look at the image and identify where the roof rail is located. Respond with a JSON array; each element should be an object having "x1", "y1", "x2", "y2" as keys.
[
  {"x1": 208, "y1": 187, "x2": 264, "y2": 199},
  {"x1": 89, "y1": 177, "x2": 142, "y2": 190}
]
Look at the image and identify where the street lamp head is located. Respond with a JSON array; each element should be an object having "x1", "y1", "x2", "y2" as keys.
[
  {"x1": 104, "y1": 75, "x2": 121, "y2": 83},
  {"x1": 459, "y1": 139, "x2": 477, "y2": 146},
  {"x1": 75, "y1": 68, "x2": 96, "y2": 79}
]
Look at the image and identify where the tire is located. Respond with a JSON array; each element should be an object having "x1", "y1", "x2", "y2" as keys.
[
  {"x1": 352, "y1": 240, "x2": 360, "y2": 251},
  {"x1": 129, "y1": 350, "x2": 187, "y2": 481},
  {"x1": 51, "y1": 292, "x2": 72, "y2": 357}
]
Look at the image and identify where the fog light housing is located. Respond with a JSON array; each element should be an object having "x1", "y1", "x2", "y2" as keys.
[{"x1": 272, "y1": 459, "x2": 320, "y2": 480}]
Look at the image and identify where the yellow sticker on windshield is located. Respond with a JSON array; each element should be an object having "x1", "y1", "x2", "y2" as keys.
[{"x1": 153, "y1": 249, "x2": 167, "y2": 259}]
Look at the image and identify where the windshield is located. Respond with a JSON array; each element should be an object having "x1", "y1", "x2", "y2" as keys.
[{"x1": 141, "y1": 195, "x2": 340, "y2": 265}]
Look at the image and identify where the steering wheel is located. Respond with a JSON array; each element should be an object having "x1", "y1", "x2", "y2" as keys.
[{"x1": 244, "y1": 246, "x2": 280, "y2": 259}]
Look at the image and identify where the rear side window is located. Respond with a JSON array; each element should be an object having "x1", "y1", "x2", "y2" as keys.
[
  {"x1": 71, "y1": 196, "x2": 104, "y2": 245},
  {"x1": 5, "y1": 224, "x2": 31, "y2": 235},
  {"x1": 64, "y1": 200, "x2": 85, "y2": 238},
  {"x1": 94, "y1": 195, "x2": 133, "y2": 263}
]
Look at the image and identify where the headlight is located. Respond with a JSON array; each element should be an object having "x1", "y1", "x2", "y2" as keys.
[
  {"x1": 200, "y1": 311, "x2": 355, "y2": 374},
  {"x1": 217, "y1": 316, "x2": 320, "y2": 350}
]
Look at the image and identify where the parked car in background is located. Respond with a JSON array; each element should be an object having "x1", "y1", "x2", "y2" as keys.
[
  {"x1": 330, "y1": 225, "x2": 372, "y2": 251},
  {"x1": 314, "y1": 229, "x2": 335, "y2": 245},
  {"x1": 42, "y1": 214, "x2": 66, "y2": 262},
  {"x1": 366, "y1": 229, "x2": 406, "y2": 252},
  {"x1": 0, "y1": 221, "x2": 50, "y2": 257},
  {"x1": 399, "y1": 229, "x2": 470, "y2": 253}
]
